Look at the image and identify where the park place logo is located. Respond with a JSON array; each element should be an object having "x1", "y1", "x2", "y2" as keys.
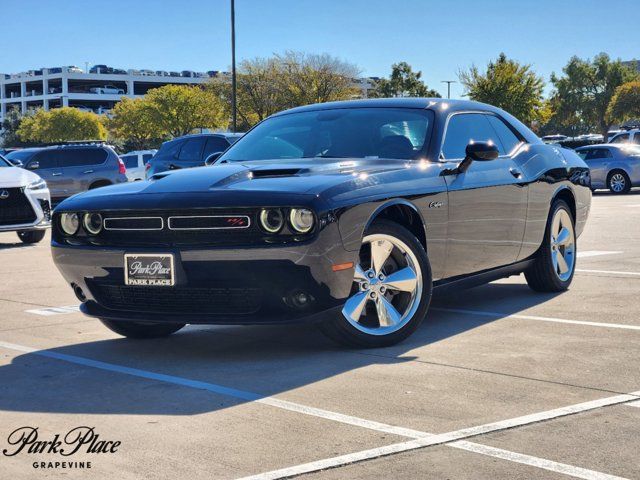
[{"x1": 3, "y1": 426, "x2": 121, "y2": 470}]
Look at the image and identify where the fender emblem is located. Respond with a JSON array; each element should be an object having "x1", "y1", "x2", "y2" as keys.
[
  {"x1": 0, "y1": 190, "x2": 9, "y2": 200},
  {"x1": 428, "y1": 201, "x2": 444, "y2": 209}
]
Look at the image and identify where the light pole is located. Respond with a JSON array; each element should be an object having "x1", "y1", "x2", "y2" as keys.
[
  {"x1": 231, "y1": 0, "x2": 237, "y2": 132},
  {"x1": 441, "y1": 80, "x2": 456, "y2": 99}
]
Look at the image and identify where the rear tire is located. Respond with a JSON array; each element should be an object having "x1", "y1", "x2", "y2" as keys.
[
  {"x1": 607, "y1": 170, "x2": 630, "y2": 194},
  {"x1": 99, "y1": 319, "x2": 185, "y2": 339},
  {"x1": 17, "y1": 230, "x2": 46, "y2": 244},
  {"x1": 319, "y1": 219, "x2": 432, "y2": 348},
  {"x1": 89, "y1": 181, "x2": 112, "y2": 190},
  {"x1": 525, "y1": 199, "x2": 576, "y2": 292}
]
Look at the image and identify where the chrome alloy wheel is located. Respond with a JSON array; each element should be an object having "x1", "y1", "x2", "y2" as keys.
[
  {"x1": 610, "y1": 173, "x2": 627, "y2": 193},
  {"x1": 342, "y1": 234, "x2": 423, "y2": 335},
  {"x1": 550, "y1": 208, "x2": 575, "y2": 282}
]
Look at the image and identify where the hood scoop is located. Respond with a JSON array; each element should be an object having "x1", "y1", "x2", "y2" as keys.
[{"x1": 249, "y1": 168, "x2": 302, "y2": 178}]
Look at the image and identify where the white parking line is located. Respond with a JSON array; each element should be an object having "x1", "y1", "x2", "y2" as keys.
[
  {"x1": 576, "y1": 269, "x2": 640, "y2": 277},
  {"x1": 577, "y1": 251, "x2": 623, "y2": 258},
  {"x1": 431, "y1": 307, "x2": 640, "y2": 331},
  {"x1": 625, "y1": 400, "x2": 640, "y2": 408},
  {"x1": 450, "y1": 441, "x2": 627, "y2": 480},
  {"x1": 24, "y1": 305, "x2": 80, "y2": 316},
  {"x1": 0, "y1": 340, "x2": 636, "y2": 480}
]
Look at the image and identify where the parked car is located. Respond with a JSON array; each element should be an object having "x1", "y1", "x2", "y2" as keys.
[
  {"x1": 66, "y1": 66, "x2": 84, "y2": 74},
  {"x1": 120, "y1": 150, "x2": 157, "y2": 181},
  {"x1": 168, "y1": 71, "x2": 181, "y2": 77},
  {"x1": 140, "y1": 69, "x2": 155, "y2": 76},
  {"x1": 113, "y1": 68, "x2": 127, "y2": 75},
  {"x1": 541, "y1": 134, "x2": 567, "y2": 144},
  {"x1": 155, "y1": 70, "x2": 169, "y2": 77},
  {"x1": 5, "y1": 144, "x2": 127, "y2": 204},
  {"x1": 609, "y1": 128, "x2": 640, "y2": 145},
  {"x1": 50, "y1": 98, "x2": 591, "y2": 347},
  {"x1": 576, "y1": 144, "x2": 640, "y2": 194},
  {"x1": 145, "y1": 133, "x2": 243, "y2": 178},
  {"x1": 181, "y1": 70, "x2": 195, "y2": 78},
  {"x1": 0, "y1": 154, "x2": 51, "y2": 243},
  {"x1": 90, "y1": 64, "x2": 112, "y2": 74},
  {"x1": 90, "y1": 85, "x2": 125, "y2": 95}
]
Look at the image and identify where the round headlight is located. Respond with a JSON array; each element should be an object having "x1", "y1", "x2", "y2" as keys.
[
  {"x1": 259, "y1": 209, "x2": 284, "y2": 233},
  {"x1": 289, "y1": 208, "x2": 314, "y2": 233},
  {"x1": 60, "y1": 213, "x2": 80, "y2": 236},
  {"x1": 83, "y1": 213, "x2": 103, "y2": 235}
]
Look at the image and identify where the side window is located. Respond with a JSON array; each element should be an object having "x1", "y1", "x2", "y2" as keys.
[
  {"x1": 591, "y1": 149, "x2": 612, "y2": 159},
  {"x1": 142, "y1": 154, "x2": 153, "y2": 163},
  {"x1": 159, "y1": 140, "x2": 182, "y2": 158},
  {"x1": 122, "y1": 155, "x2": 139, "y2": 169},
  {"x1": 611, "y1": 133, "x2": 629, "y2": 144},
  {"x1": 633, "y1": 134, "x2": 640, "y2": 145},
  {"x1": 203, "y1": 137, "x2": 231, "y2": 158},
  {"x1": 485, "y1": 115, "x2": 522, "y2": 155},
  {"x1": 30, "y1": 151, "x2": 58, "y2": 170},
  {"x1": 60, "y1": 148, "x2": 108, "y2": 167},
  {"x1": 178, "y1": 137, "x2": 207, "y2": 161},
  {"x1": 576, "y1": 149, "x2": 589, "y2": 160},
  {"x1": 442, "y1": 113, "x2": 503, "y2": 160}
]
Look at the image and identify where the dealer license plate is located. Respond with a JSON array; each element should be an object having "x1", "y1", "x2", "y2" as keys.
[{"x1": 124, "y1": 254, "x2": 175, "y2": 286}]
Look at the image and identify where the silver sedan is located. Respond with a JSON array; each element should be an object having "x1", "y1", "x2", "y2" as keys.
[{"x1": 576, "y1": 144, "x2": 640, "y2": 194}]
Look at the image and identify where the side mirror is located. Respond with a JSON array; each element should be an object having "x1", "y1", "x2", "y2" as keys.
[
  {"x1": 204, "y1": 152, "x2": 223, "y2": 166},
  {"x1": 466, "y1": 141, "x2": 500, "y2": 161},
  {"x1": 27, "y1": 161, "x2": 40, "y2": 170}
]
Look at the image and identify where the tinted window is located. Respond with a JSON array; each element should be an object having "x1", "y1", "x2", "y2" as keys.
[
  {"x1": 5, "y1": 150, "x2": 37, "y2": 163},
  {"x1": 203, "y1": 137, "x2": 230, "y2": 157},
  {"x1": 58, "y1": 148, "x2": 108, "y2": 167},
  {"x1": 142, "y1": 154, "x2": 153, "y2": 162},
  {"x1": 122, "y1": 154, "x2": 139, "y2": 169},
  {"x1": 486, "y1": 115, "x2": 522, "y2": 154},
  {"x1": 0, "y1": 155, "x2": 10, "y2": 167},
  {"x1": 220, "y1": 108, "x2": 433, "y2": 162},
  {"x1": 158, "y1": 140, "x2": 182, "y2": 158},
  {"x1": 582, "y1": 148, "x2": 612, "y2": 161},
  {"x1": 442, "y1": 113, "x2": 502, "y2": 159},
  {"x1": 611, "y1": 133, "x2": 630, "y2": 143},
  {"x1": 178, "y1": 137, "x2": 207, "y2": 161},
  {"x1": 576, "y1": 149, "x2": 590, "y2": 160},
  {"x1": 31, "y1": 151, "x2": 59, "y2": 169}
]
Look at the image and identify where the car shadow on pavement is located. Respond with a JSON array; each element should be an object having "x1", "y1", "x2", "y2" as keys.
[{"x1": 0, "y1": 280, "x2": 561, "y2": 416}]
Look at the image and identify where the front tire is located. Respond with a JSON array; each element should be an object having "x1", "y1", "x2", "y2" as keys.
[
  {"x1": 99, "y1": 319, "x2": 185, "y2": 339},
  {"x1": 319, "y1": 219, "x2": 432, "y2": 348},
  {"x1": 607, "y1": 170, "x2": 630, "y2": 194},
  {"x1": 17, "y1": 230, "x2": 46, "y2": 244},
  {"x1": 525, "y1": 199, "x2": 576, "y2": 292}
]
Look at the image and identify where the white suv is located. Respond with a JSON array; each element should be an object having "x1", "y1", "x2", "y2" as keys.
[
  {"x1": 120, "y1": 150, "x2": 157, "y2": 181},
  {"x1": 609, "y1": 129, "x2": 640, "y2": 145},
  {"x1": 0, "y1": 155, "x2": 51, "y2": 243}
]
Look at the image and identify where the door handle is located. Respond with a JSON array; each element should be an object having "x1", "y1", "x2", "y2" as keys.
[
  {"x1": 51, "y1": 172, "x2": 62, "y2": 176},
  {"x1": 83, "y1": 170, "x2": 94, "y2": 174},
  {"x1": 509, "y1": 168, "x2": 523, "y2": 179},
  {"x1": 168, "y1": 164, "x2": 181, "y2": 170}
]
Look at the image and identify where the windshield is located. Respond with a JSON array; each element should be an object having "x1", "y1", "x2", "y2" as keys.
[
  {"x1": 219, "y1": 107, "x2": 434, "y2": 162},
  {"x1": 0, "y1": 155, "x2": 11, "y2": 167},
  {"x1": 5, "y1": 150, "x2": 36, "y2": 162}
]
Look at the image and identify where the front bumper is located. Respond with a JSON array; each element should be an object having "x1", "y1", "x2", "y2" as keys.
[
  {"x1": 0, "y1": 187, "x2": 51, "y2": 232},
  {"x1": 52, "y1": 223, "x2": 358, "y2": 325}
]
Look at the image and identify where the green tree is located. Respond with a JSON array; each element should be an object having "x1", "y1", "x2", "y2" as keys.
[
  {"x1": 1, "y1": 108, "x2": 37, "y2": 147},
  {"x1": 606, "y1": 81, "x2": 640, "y2": 124},
  {"x1": 209, "y1": 51, "x2": 360, "y2": 129},
  {"x1": 459, "y1": 53, "x2": 544, "y2": 125},
  {"x1": 144, "y1": 84, "x2": 226, "y2": 137},
  {"x1": 371, "y1": 62, "x2": 440, "y2": 98},
  {"x1": 108, "y1": 97, "x2": 165, "y2": 150},
  {"x1": 551, "y1": 53, "x2": 639, "y2": 137},
  {"x1": 17, "y1": 107, "x2": 106, "y2": 143}
]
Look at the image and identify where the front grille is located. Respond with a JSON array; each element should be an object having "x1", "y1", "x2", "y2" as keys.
[
  {"x1": 38, "y1": 199, "x2": 51, "y2": 221},
  {"x1": 90, "y1": 283, "x2": 262, "y2": 315},
  {"x1": 0, "y1": 188, "x2": 36, "y2": 226}
]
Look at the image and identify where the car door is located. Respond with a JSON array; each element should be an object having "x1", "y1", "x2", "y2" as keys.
[
  {"x1": 440, "y1": 112, "x2": 528, "y2": 278},
  {"x1": 580, "y1": 148, "x2": 610, "y2": 187},
  {"x1": 174, "y1": 136, "x2": 208, "y2": 169},
  {"x1": 26, "y1": 151, "x2": 65, "y2": 199},
  {"x1": 60, "y1": 148, "x2": 109, "y2": 194}
]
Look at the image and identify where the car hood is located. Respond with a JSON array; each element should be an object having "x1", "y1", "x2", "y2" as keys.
[
  {"x1": 0, "y1": 166, "x2": 43, "y2": 188},
  {"x1": 57, "y1": 158, "x2": 443, "y2": 211}
]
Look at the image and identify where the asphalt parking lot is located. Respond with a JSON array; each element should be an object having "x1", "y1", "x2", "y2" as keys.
[{"x1": 1, "y1": 191, "x2": 639, "y2": 480}]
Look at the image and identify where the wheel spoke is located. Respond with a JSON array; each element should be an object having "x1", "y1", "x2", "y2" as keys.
[
  {"x1": 556, "y1": 250, "x2": 569, "y2": 274},
  {"x1": 555, "y1": 227, "x2": 571, "y2": 247},
  {"x1": 375, "y1": 295, "x2": 402, "y2": 327},
  {"x1": 371, "y1": 239, "x2": 394, "y2": 275},
  {"x1": 354, "y1": 264, "x2": 367, "y2": 282},
  {"x1": 551, "y1": 249, "x2": 559, "y2": 273},
  {"x1": 342, "y1": 292, "x2": 369, "y2": 322},
  {"x1": 551, "y1": 213, "x2": 562, "y2": 239},
  {"x1": 383, "y1": 266, "x2": 418, "y2": 293}
]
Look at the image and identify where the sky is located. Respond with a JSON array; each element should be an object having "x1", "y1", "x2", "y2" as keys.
[{"x1": 2, "y1": 0, "x2": 638, "y2": 98}]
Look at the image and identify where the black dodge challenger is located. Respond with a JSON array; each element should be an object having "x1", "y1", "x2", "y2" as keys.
[{"x1": 51, "y1": 99, "x2": 591, "y2": 347}]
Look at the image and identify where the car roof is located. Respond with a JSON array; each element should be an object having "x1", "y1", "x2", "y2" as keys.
[
  {"x1": 576, "y1": 143, "x2": 636, "y2": 150},
  {"x1": 166, "y1": 132, "x2": 244, "y2": 143},
  {"x1": 274, "y1": 97, "x2": 504, "y2": 116}
]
